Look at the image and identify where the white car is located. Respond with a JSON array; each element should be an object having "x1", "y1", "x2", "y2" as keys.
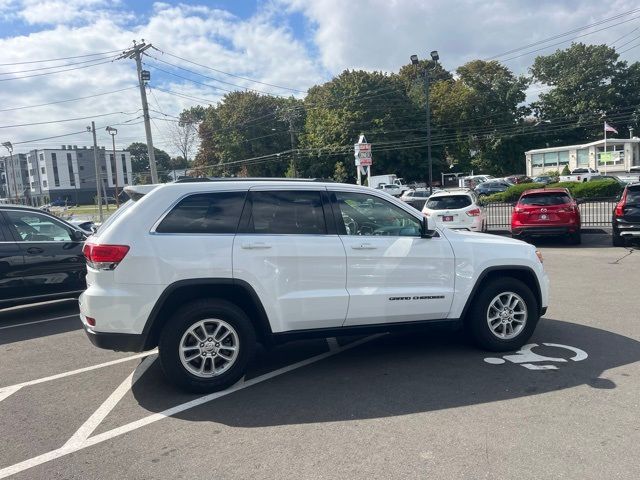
[
  {"x1": 422, "y1": 190, "x2": 487, "y2": 232},
  {"x1": 80, "y1": 179, "x2": 548, "y2": 393}
]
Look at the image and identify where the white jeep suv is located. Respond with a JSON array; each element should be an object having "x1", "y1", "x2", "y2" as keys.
[{"x1": 80, "y1": 179, "x2": 548, "y2": 392}]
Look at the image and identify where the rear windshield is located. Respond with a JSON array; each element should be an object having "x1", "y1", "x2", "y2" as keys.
[
  {"x1": 627, "y1": 187, "x2": 640, "y2": 204},
  {"x1": 519, "y1": 193, "x2": 571, "y2": 205},
  {"x1": 426, "y1": 195, "x2": 472, "y2": 210},
  {"x1": 96, "y1": 199, "x2": 135, "y2": 234}
]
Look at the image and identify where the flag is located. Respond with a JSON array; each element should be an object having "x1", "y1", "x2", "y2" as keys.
[{"x1": 604, "y1": 122, "x2": 618, "y2": 134}]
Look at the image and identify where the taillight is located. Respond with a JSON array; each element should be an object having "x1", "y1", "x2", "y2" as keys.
[
  {"x1": 615, "y1": 189, "x2": 628, "y2": 217},
  {"x1": 83, "y1": 243, "x2": 130, "y2": 270},
  {"x1": 466, "y1": 208, "x2": 481, "y2": 217}
]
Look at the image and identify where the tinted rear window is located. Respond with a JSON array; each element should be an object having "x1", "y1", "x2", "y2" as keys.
[
  {"x1": 426, "y1": 195, "x2": 472, "y2": 210},
  {"x1": 247, "y1": 191, "x2": 326, "y2": 235},
  {"x1": 519, "y1": 193, "x2": 571, "y2": 205},
  {"x1": 156, "y1": 192, "x2": 246, "y2": 234},
  {"x1": 627, "y1": 187, "x2": 640, "y2": 204}
]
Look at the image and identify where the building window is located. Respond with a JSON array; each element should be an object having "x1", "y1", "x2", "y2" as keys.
[
  {"x1": 577, "y1": 149, "x2": 589, "y2": 166},
  {"x1": 558, "y1": 151, "x2": 569, "y2": 166},
  {"x1": 30, "y1": 182, "x2": 35, "y2": 189},
  {"x1": 531, "y1": 154, "x2": 543, "y2": 167},
  {"x1": 41, "y1": 166, "x2": 45, "y2": 174},
  {"x1": 597, "y1": 144, "x2": 624, "y2": 166},
  {"x1": 101, "y1": 166, "x2": 106, "y2": 171},
  {"x1": 43, "y1": 180, "x2": 48, "y2": 188},
  {"x1": 122, "y1": 154, "x2": 128, "y2": 184},
  {"x1": 39, "y1": 154, "x2": 44, "y2": 162},
  {"x1": 67, "y1": 153, "x2": 75, "y2": 187},
  {"x1": 51, "y1": 153, "x2": 60, "y2": 187},
  {"x1": 543, "y1": 152, "x2": 558, "y2": 166},
  {"x1": 79, "y1": 165, "x2": 84, "y2": 171},
  {"x1": 29, "y1": 168, "x2": 34, "y2": 176}
]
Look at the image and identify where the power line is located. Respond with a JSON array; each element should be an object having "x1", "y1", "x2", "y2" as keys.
[
  {"x1": 0, "y1": 86, "x2": 138, "y2": 113},
  {"x1": 0, "y1": 110, "x2": 140, "y2": 129},
  {"x1": 609, "y1": 25, "x2": 640, "y2": 46},
  {"x1": 0, "y1": 54, "x2": 120, "y2": 76},
  {"x1": 152, "y1": 46, "x2": 308, "y2": 94},
  {"x1": 0, "y1": 59, "x2": 115, "y2": 82},
  {"x1": 487, "y1": 8, "x2": 640, "y2": 59},
  {"x1": 0, "y1": 49, "x2": 123, "y2": 66}
]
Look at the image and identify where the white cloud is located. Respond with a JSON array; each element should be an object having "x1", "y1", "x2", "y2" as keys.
[{"x1": 0, "y1": 2, "x2": 324, "y2": 156}]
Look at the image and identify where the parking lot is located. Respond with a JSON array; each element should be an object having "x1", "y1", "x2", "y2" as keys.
[{"x1": 0, "y1": 233, "x2": 639, "y2": 480}]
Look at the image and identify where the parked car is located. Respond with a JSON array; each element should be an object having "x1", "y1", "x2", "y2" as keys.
[
  {"x1": 475, "y1": 180, "x2": 512, "y2": 196},
  {"x1": 400, "y1": 188, "x2": 432, "y2": 210},
  {"x1": 422, "y1": 190, "x2": 487, "y2": 232},
  {"x1": 559, "y1": 168, "x2": 599, "y2": 183},
  {"x1": 376, "y1": 183, "x2": 402, "y2": 196},
  {"x1": 0, "y1": 205, "x2": 87, "y2": 308},
  {"x1": 68, "y1": 219, "x2": 97, "y2": 235},
  {"x1": 612, "y1": 182, "x2": 640, "y2": 246},
  {"x1": 532, "y1": 175, "x2": 558, "y2": 185},
  {"x1": 504, "y1": 175, "x2": 533, "y2": 185},
  {"x1": 80, "y1": 180, "x2": 548, "y2": 393},
  {"x1": 616, "y1": 167, "x2": 640, "y2": 185},
  {"x1": 511, "y1": 188, "x2": 581, "y2": 244},
  {"x1": 588, "y1": 175, "x2": 626, "y2": 186}
]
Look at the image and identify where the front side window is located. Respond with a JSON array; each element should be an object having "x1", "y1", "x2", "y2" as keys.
[
  {"x1": 246, "y1": 191, "x2": 326, "y2": 235},
  {"x1": 5, "y1": 210, "x2": 73, "y2": 242},
  {"x1": 334, "y1": 191, "x2": 421, "y2": 237},
  {"x1": 156, "y1": 192, "x2": 247, "y2": 234}
]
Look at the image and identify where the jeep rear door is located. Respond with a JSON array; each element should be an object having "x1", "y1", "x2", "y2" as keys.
[
  {"x1": 233, "y1": 188, "x2": 348, "y2": 332},
  {"x1": 330, "y1": 189, "x2": 455, "y2": 326}
]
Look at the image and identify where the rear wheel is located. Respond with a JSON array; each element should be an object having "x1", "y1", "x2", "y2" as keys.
[
  {"x1": 465, "y1": 277, "x2": 539, "y2": 352},
  {"x1": 612, "y1": 232, "x2": 626, "y2": 247},
  {"x1": 159, "y1": 299, "x2": 256, "y2": 393},
  {"x1": 568, "y1": 231, "x2": 581, "y2": 245}
]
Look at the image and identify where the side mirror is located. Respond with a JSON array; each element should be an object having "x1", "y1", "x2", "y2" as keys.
[
  {"x1": 421, "y1": 216, "x2": 436, "y2": 238},
  {"x1": 71, "y1": 229, "x2": 85, "y2": 241}
]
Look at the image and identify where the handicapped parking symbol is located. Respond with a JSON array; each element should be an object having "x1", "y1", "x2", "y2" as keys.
[{"x1": 484, "y1": 343, "x2": 588, "y2": 370}]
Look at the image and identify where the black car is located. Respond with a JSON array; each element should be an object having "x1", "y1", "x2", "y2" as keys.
[
  {"x1": 0, "y1": 205, "x2": 87, "y2": 308},
  {"x1": 475, "y1": 180, "x2": 511, "y2": 196},
  {"x1": 612, "y1": 183, "x2": 640, "y2": 246}
]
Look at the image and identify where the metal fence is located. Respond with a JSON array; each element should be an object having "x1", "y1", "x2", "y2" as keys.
[{"x1": 484, "y1": 197, "x2": 618, "y2": 230}]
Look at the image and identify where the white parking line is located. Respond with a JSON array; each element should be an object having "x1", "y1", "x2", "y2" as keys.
[
  {"x1": 0, "y1": 350, "x2": 157, "y2": 403},
  {"x1": 0, "y1": 314, "x2": 79, "y2": 331},
  {"x1": 0, "y1": 334, "x2": 382, "y2": 479},
  {"x1": 64, "y1": 354, "x2": 158, "y2": 449}
]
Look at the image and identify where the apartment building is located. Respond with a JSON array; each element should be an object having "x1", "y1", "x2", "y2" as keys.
[
  {"x1": 25, "y1": 145, "x2": 133, "y2": 205},
  {"x1": 0, "y1": 153, "x2": 29, "y2": 201}
]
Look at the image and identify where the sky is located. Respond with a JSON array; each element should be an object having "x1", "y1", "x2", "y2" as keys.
[{"x1": 1, "y1": 0, "x2": 640, "y2": 157}]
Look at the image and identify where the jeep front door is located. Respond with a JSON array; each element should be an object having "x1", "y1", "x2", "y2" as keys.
[{"x1": 331, "y1": 190, "x2": 455, "y2": 326}]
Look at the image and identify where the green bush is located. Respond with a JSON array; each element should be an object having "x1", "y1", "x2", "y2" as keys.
[
  {"x1": 481, "y1": 179, "x2": 623, "y2": 204},
  {"x1": 480, "y1": 183, "x2": 544, "y2": 203},
  {"x1": 547, "y1": 179, "x2": 623, "y2": 199}
]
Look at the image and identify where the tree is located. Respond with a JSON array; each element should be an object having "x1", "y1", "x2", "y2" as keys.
[
  {"x1": 194, "y1": 92, "x2": 304, "y2": 177},
  {"x1": 530, "y1": 43, "x2": 631, "y2": 144},
  {"x1": 300, "y1": 70, "x2": 424, "y2": 181},
  {"x1": 332, "y1": 161, "x2": 348, "y2": 183},
  {"x1": 127, "y1": 142, "x2": 172, "y2": 183},
  {"x1": 429, "y1": 60, "x2": 529, "y2": 174}
]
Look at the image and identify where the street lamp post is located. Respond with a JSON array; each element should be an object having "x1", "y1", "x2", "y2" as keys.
[
  {"x1": 411, "y1": 50, "x2": 440, "y2": 195},
  {"x1": 106, "y1": 126, "x2": 120, "y2": 208},
  {"x1": 2, "y1": 141, "x2": 19, "y2": 203}
]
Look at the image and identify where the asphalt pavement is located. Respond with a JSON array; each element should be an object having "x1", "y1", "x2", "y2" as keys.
[{"x1": 0, "y1": 234, "x2": 638, "y2": 480}]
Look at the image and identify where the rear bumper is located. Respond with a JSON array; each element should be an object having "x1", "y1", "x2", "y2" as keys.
[
  {"x1": 82, "y1": 322, "x2": 146, "y2": 352},
  {"x1": 512, "y1": 225, "x2": 577, "y2": 236},
  {"x1": 613, "y1": 220, "x2": 640, "y2": 236}
]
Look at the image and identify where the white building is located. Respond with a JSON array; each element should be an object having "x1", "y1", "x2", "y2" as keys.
[
  {"x1": 525, "y1": 138, "x2": 640, "y2": 177},
  {"x1": 26, "y1": 145, "x2": 133, "y2": 204}
]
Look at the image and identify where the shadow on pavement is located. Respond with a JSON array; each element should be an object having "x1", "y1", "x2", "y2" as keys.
[
  {"x1": 0, "y1": 301, "x2": 80, "y2": 346},
  {"x1": 132, "y1": 318, "x2": 640, "y2": 427}
]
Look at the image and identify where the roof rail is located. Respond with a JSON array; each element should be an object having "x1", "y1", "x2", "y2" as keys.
[{"x1": 173, "y1": 177, "x2": 334, "y2": 183}]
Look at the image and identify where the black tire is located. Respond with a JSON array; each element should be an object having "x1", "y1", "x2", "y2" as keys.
[
  {"x1": 612, "y1": 232, "x2": 625, "y2": 247},
  {"x1": 464, "y1": 277, "x2": 539, "y2": 352},
  {"x1": 159, "y1": 299, "x2": 257, "y2": 393},
  {"x1": 569, "y1": 231, "x2": 581, "y2": 245}
]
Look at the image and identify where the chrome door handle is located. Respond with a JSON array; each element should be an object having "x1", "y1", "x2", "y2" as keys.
[
  {"x1": 351, "y1": 243, "x2": 377, "y2": 250},
  {"x1": 241, "y1": 242, "x2": 272, "y2": 250}
]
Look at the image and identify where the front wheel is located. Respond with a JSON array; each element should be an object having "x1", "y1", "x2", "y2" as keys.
[
  {"x1": 465, "y1": 277, "x2": 539, "y2": 352},
  {"x1": 159, "y1": 299, "x2": 257, "y2": 393}
]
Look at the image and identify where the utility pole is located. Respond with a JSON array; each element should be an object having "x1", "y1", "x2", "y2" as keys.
[
  {"x1": 117, "y1": 41, "x2": 158, "y2": 184},
  {"x1": 106, "y1": 126, "x2": 120, "y2": 207},
  {"x1": 2, "y1": 141, "x2": 18, "y2": 203},
  {"x1": 288, "y1": 116, "x2": 297, "y2": 178},
  {"x1": 89, "y1": 122, "x2": 103, "y2": 222}
]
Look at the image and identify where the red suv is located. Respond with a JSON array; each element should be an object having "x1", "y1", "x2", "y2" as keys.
[{"x1": 511, "y1": 188, "x2": 581, "y2": 244}]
